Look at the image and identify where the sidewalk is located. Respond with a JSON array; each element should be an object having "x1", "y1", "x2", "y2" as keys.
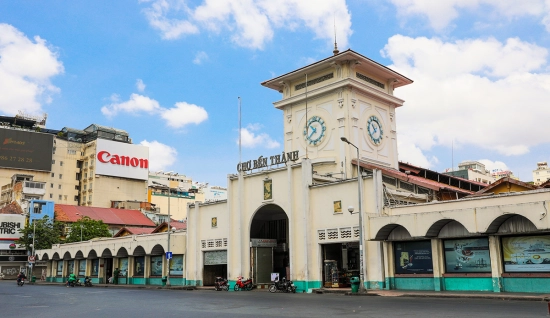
[{"x1": 29, "y1": 281, "x2": 550, "y2": 301}]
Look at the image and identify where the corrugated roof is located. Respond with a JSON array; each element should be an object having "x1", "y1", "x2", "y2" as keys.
[
  {"x1": 55, "y1": 204, "x2": 156, "y2": 227},
  {"x1": 113, "y1": 227, "x2": 155, "y2": 237}
]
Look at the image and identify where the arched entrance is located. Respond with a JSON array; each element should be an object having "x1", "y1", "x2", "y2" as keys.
[{"x1": 249, "y1": 204, "x2": 289, "y2": 284}]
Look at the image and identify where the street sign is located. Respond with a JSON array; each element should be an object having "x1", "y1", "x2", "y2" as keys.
[
  {"x1": 28, "y1": 256, "x2": 35, "y2": 264},
  {"x1": 166, "y1": 252, "x2": 172, "y2": 260}
]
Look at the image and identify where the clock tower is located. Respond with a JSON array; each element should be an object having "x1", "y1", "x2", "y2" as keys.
[{"x1": 261, "y1": 49, "x2": 413, "y2": 178}]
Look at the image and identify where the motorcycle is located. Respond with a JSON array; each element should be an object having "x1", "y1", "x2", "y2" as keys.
[
  {"x1": 17, "y1": 277, "x2": 25, "y2": 287},
  {"x1": 74, "y1": 278, "x2": 82, "y2": 287},
  {"x1": 214, "y1": 277, "x2": 228, "y2": 291},
  {"x1": 234, "y1": 276, "x2": 253, "y2": 291},
  {"x1": 84, "y1": 276, "x2": 93, "y2": 287},
  {"x1": 269, "y1": 277, "x2": 295, "y2": 293}
]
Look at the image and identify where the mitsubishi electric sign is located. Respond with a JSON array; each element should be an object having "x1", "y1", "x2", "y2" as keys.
[
  {"x1": 95, "y1": 139, "x2": 149, "y2": 181},
  {"x1": 0, "y1": 214, "x2": 24, "y2": 240}
]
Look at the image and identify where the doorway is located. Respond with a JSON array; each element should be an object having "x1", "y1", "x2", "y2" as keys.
[{"x1": 249, "y1": 204, "x2": 289, "y2": 284}]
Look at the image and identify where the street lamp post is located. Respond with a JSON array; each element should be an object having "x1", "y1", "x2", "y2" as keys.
[
  {"x1": 165, "y1": 171, "x2": 176, "y2": 287},
  {"x1": 340, "y1": 137, "x2": 365, "y2": 292}
]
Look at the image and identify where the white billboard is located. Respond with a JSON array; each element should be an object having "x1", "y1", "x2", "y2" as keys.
[
  {"x1": 0, "y1": 214, "x2": 25, "y2": 240},
  {"x1": 95, "y1": 139, "x2": 149, "y2": 181}
]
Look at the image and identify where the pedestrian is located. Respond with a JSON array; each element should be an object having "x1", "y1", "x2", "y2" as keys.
[{"x1": 113, "y1": 268, "x2": 120, "y2": 285}]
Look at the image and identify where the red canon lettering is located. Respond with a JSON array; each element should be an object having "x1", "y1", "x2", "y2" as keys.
[{"x1": 97, "y1": 150, "x2": 148, "y2": 169}]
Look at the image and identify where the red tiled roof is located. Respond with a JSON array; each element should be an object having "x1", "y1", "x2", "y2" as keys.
[
  {"x1": 54, "y1": 204, "x2": 156, "y2": 227},
  {"x1": 0, "y1": 202, "x2": 23, "y2": 214},
  {"x1": 113, "y1": 227, "x2": 155, "y2": 237},
  {"x1": 470, "y1": 177, "x2": 538, "y2": 196},
  {"x1": 152, "y1": 219, "x2": 187, "y2": 233},
  {"x1": 358, "y1": 161, "x2": 476, "y2": 195}
]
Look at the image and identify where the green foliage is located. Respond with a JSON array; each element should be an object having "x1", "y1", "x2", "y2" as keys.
[
  {"x1": 16, "y1": 216, "x2": 64, "y2": 252},
  {"x1": 65, "y1": 216, "x2": 111, "y2": 243}
]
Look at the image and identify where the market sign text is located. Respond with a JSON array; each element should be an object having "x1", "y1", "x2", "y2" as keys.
[{"x1": 237, "y1": 151, "x2": 299, "y2": 172}]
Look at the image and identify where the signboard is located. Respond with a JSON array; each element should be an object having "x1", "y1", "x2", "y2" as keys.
[
  {"x1": 28, "y1": 256, "x2": 35, "y2": 264},
  {"x1": 0, "y1": 255, "x2": 28, "y2": 262},
  {"x1": 0, "y1": 214, "x2": 25, "y2": 240},
  {"x1": 502, "y1": 235, "x2": 550, "y2": 272},
  {"x1": 150, "y1": 256, "x2": 163, "y2": 276},
  {"x1": 444, "y1": 238, "x2": 491, "y2": 273},
  {"x1": 166, "y1": 252, "x2": 172, "y2": 260},
  {"x1": 204, "y1": 250, "x2": 227, "y2": 265},
  {"x1": 394, "y1": 240, "x2": 433, "y2": 274},
  {"x1": 251, "y1": 238, "x2": 277, "y2": 247},
  {"x1": 95, "y1": 139, "x2": 149, "y2": 181},
  {"x1": 169, "y1": 255, "x2": 184, "y2": 276},
  {"x1": 0, "y1": 129, "x2": 53, "y2": 171}
]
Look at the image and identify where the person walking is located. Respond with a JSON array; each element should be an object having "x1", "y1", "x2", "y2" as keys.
[{"x1": 113, "y1": 268, "x2": 120, "y2": 285}]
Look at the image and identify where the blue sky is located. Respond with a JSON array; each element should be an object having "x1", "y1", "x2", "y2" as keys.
[{"x1": 1, "y1": 0, "x2": 550, "y2": 186}]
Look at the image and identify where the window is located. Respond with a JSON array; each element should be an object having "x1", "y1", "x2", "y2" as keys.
[
  {"x1": 58, "y1": 195, "x2": 62, "y2": 200},
  {"x1": 51, "y1": 173, "x2": 54, "y2": 177},
  {"x1": 58, "y1": 185, "x2": 62, "y2": 189},
  {"x1": 84, "y1": 173, "x2": 87, "y2": 178},
  {"x1": 85, "y1": 162, "x2": 88, "y2": 167},
  {"x1": 84, "y1": 185, "x2": 87, "y2": 190},
  {"x1": 60, "y1": 161, "x2": 63, "y2": 166},
  {"x1": 134, "y1": 257, "x2": 145, "y2": 276},
  {"x1": 64, "y1": 195, "x2": 67, "y2": 200},
  {"x1": 59, "y1": 174, "x2": 63, "y2": 179},
  {"x1": 89, "y1": 195, "x2": 92, "y2": 201},
  {"x1": 74, "y1": 185, "x2": 79, "y2": 190},
  {"x1": 89, "y1": 183, "x2": 92, "y2": 189},
  {"x1": 74, "y1": 196, "x2": 78, "y2": 202},
  {"x1": 50, "y1": 183, "x2": 53, "y2": 188},
  {"x1": 49, "y1": 194, "x2": 53, "y2": 199},
  {"x1": 52, "y1": 159, "x2": 55, "y2": 164}
]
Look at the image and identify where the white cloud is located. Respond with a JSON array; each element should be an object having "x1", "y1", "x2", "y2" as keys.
[
  {"x1": 160, "y1": 102, "x2": 208, "y2": 128},
  {"x1": 140, "y1": 140, "x2": 177, "y2": 171},
  {"x1": 101, "y1": 93, "x2": 161, "y2": 118},
  {"x1": 238, "y1": 124, "x2": 280, "y2": 148},
  {"x1": 0, "y1": 24, "x2": 63, "y2": 115},
  {"x1": 388, "y1": 0, "x2": 550, "y2": 31},
  {"x1": 141, "y1": 0, "x2": 352, "y2": 50},
  {"x1": 478, "y1": 159, "x2": 509, "y2": 173},
  {"x1": 382, "y1": 35, "x2": 550, "y2": 168},
  {"x1": 136, "y1": 79, "x2": 146, "y2": 92},
  {"x1": 193, "y1": 51, "x2": 208, "y2": 64}
]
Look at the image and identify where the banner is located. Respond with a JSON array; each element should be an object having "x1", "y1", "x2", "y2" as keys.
[
  {"x1": 444, "y1": 238, "x2": 491, "y2": 273},
  {"x1": 394, "y1": 240, "x2": 433, "y2": 274},
  {"x1": 502, "y1": 235, "x2": 550, "y2": 272},
  {"x1": 119, "y1": 258, "x2": 128, "y2": 277},
  {"x1": 169, "y1": 255, "x2": 184, "y2": 276},
  {"x1": 150, "y1": 256, "x2": 163, "y2": 276},
  {"x1": 78, "y1": 260, "x2": 86, "y2": 276}
]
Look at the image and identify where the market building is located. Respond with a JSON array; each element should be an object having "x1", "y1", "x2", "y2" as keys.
[{"x1": 35, "y1": 48, "x2": 550, "y2": 294}]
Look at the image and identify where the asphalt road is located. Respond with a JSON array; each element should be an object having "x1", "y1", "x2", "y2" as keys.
[{"x1": 0, "y1": 281, "x2": 547, "y2": 318}]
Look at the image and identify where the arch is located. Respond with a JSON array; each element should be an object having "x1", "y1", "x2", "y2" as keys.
[
  {"x1": 150, "y1": 244, "x2": 165, "y2": 255},
  {"x1": 249, "y1": 203, "x2": 289, "y2": 240},
  {"x1": 40, "y1": 253, "x2": 49, "y2": 261},
  {"x1": 63, "y1": 251, "x2": 72, "y2": 260},
  {"x1": 52, "y1": 252, "x2": 60, "y2": 260},
  {"x1": 75, "y1": 250, "x2": 84, "y2": 259},
  {"x1": 486, "y1": 214, "x2": 538, "y2": 234},
  {"x1": 101, "y1": 248, "x2": 112, "y2": 258},
  {"x1": 88, "y1": 249, "x2": 98, "y2": 259},
  {"x1": 438, "y1": 221, "x2": 471, "y2": 238},
  {"x1": 116, "y1": 247, "x2": 129, "y2": 257},
  {"x1": 374, "y1": 224, "x2": 411, "y2": 241},
  {"x1": 425, "y1": 219, "x2": 463, "y2": 237},
  {"x1": 133, "y1": 246, "x2": 146, "y2": 256}
]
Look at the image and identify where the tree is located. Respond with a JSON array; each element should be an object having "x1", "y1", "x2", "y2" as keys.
[
  {"x1": 64, "y1": 216, "x2": 111, "y2": 243},
  {"x1": 16, "y1": 216, "x2": 64, "y2": 252}
]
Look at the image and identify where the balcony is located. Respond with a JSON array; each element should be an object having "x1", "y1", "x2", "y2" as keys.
[{"x1": 23, "y1": 181, "x2": 46, "y2": 196}]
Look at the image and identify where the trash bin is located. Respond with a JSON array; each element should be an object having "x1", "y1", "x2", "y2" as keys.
[
  {"x1": 31, "y1": 276, "x2": 36, "y2": 283},
  {"x1": 161, "y1": 276, "x2": 167, "y2": 287},
  {"x1": 350, "y1": 277, "x2": 360, "y2": 294}
]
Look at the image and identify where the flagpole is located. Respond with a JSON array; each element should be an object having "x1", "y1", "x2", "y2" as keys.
[{"x1": 305, "y1": 74, "x2": 308, "y2": 159}]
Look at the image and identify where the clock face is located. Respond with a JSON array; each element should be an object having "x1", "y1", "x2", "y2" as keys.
[
  {"x1": 303, "y1": 116, "x2": 326, "y2": 146},
  {"x1": 367, "y1": 116, "x2": 383, "y2": 145}
]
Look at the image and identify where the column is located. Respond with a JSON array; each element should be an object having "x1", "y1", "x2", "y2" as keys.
[
  {"x1": 488, "y1": 235, "x2": 503, "y2": 292},
  {"x1": 431, "y1": 238, "x2": 444, "y2": 291}
]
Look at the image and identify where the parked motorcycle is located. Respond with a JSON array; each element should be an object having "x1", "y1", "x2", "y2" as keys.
[
  {"x1": 269, "y1": 277, "x2": 295, "y2": 293},
  {"x1": 234, "y1": 276, "x2": 253, "y2": 291},
  {"x1": 214, "y1": 277, "x2": 228, "y2": 291},
  {"x1": 84, "y1": 276, "x2": 93, "y2": 287},
  {"x1": 17, "y1": 277, "x2": 25, "y2": 287},
  {"x1": 74, "y1": 278, "x2": 82, "y2": 287}
]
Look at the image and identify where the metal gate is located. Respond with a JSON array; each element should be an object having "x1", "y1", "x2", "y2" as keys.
[{"x1": 252, "y1": 247, "x2": 273, "y2": 284}]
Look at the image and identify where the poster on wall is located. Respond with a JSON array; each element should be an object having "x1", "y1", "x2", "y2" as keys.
[
  {"x1": 57, "y1": 262, "x2": 63, "y2": 276},
  {"x1": 119, "y1": 258, "x2": 128, "y2": 277},
  {"x1": 502, "y1": 235, "x2": 550, "y2": 272},
  {"x1": 134, "y1": 257, "x2": 144, "y2": 276},
  {"x1": 78, "y1": 260, "x2": 86, "y2": 276},
  {"x1": 91, "y1": 259, "x2": 99, "y2": 276},
  {"x1": 68, "y1": 260, "x2": 74, "y2": 274},
  {"x1": 169, "y1": 255, "x2": 184, "y2": 276},
  {"x1": 444, "y1": 238, "x2": 491, "y2": 273},
  {"x1": 394, "y1": 240, "x2": 433, "y2": 274},
  {"x1": 151, "y1": 256, "x2": 163, "y2": 276}
]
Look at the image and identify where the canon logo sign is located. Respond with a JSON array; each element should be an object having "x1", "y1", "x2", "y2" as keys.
[
  {"x1": 95, "y1": 139, "x2": 149, "y2": 181},
  {"x1": 97, "y1": 151, "x2": 148, "y2": 169}
]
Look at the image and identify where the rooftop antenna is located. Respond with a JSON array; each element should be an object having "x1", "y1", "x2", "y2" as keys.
[{"x1": 333, "y1": 16, "x2": 339, "y2": 55}]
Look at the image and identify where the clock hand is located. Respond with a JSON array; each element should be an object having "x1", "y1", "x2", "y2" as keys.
[{"x1": 308, "y1": 126, "x2": 317, "y2": 138}]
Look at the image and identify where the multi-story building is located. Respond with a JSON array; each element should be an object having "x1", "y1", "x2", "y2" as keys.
[
  {"x1": 0, "y1": 116, "x2": 148, "y2": 210},
  {"x1": 444, "y1": 161, "x2": 495, "y2": 184},
  {"x1": 533, "y1": 162, "x2": 550, "y2": 185}
]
